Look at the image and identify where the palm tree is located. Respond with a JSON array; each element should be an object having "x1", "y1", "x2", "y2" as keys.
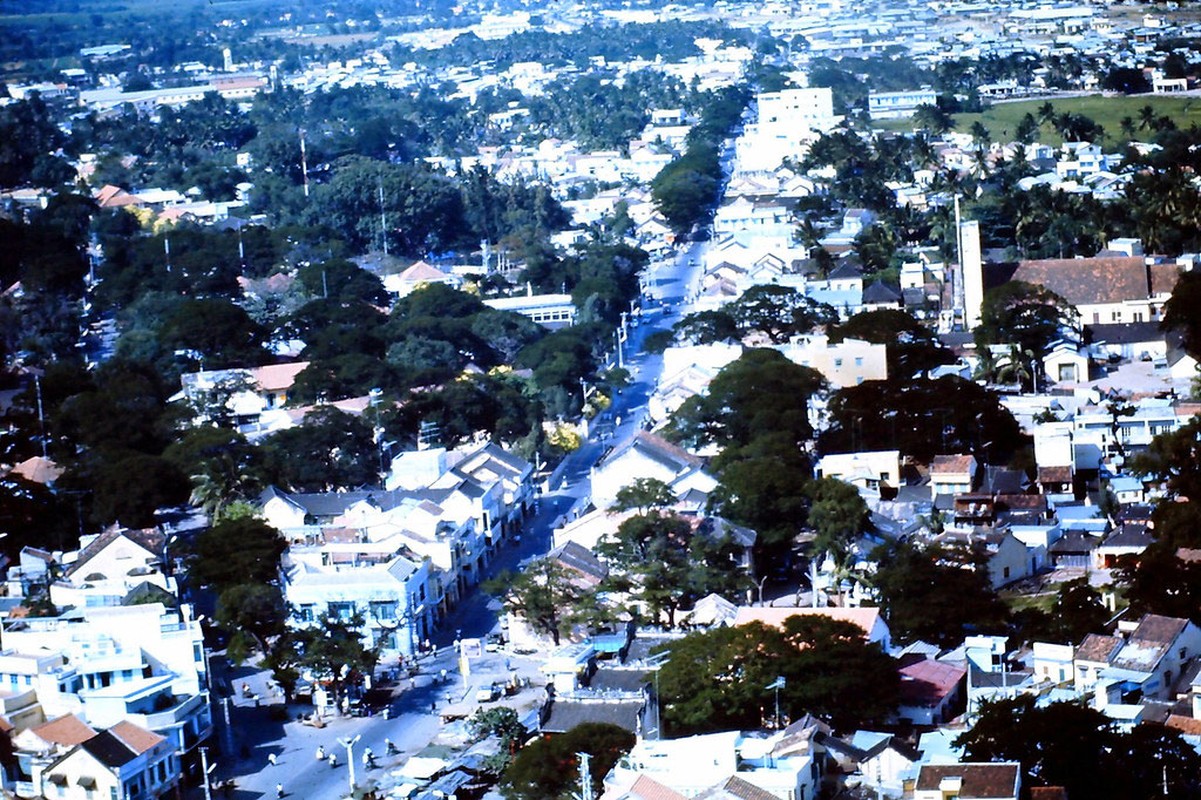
[
  {"x1": 1037, "y1": 101, "x2": 1057, "y2": 128},
  {"x1": 995, "y1": 346, "x2": 1035, "y2": 391},
  {"x1": 1119, "y1": 116, "x2": 1136, "y2": 138},
  {"x1": 972, "y1": 346, "x2": 999, "y2": 384},
  {"x1": 1138, "y1": 104, "x2": 1157, "y2": 131}
]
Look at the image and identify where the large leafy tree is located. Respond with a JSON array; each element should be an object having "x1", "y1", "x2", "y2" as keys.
[
  {"x1": 871, "y1": 540, "x2": 1009, "y2": 648},
  {"x1": 976, "y1": 280, "x2": 1078, "y2": 361},
  {"x1": 485, "y1": 558, "x2": 605, "y2": 646},
  {"x1": 819, "y1": 375, "x2": 1022, "y2": 464},
  {"x1": 1162, "y1": 270, "x2": 1201, "y2": 361},
  {"x1": 186, "y1": 517, "x2": 287, "y2": 590},
  {"x1": 668, "y1": 350, "x2": 824, "y2": 551},
  {"x1": 957, "y1": 696, "x2": 1201, "y2": 800},
  {"x1": 726, "y1": 285, "x2": 838, "y2": 344},
  {"x1": 656, "y1": 618, "x2": 898, "y2": 736},
  {"x1": 290, "y1": 613, "x2": 379, "y2": 715},
  {"x1": 668, "y1": 348, "x2": 824, "y2": 458},
  {"x1": 501, "y1": 723, "x2": 635, "y2": 800},
  {"x1": 831, "y1": 309, "x2": 952, "y2": 379},
  {"x1": 600, "y1": 479, "x2": 748, "y2": 627},
  {"x1": 259, "y1": 407, "x2": 379, "y2": 492}
]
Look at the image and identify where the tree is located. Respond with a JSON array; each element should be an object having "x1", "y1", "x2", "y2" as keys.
[
  {"x1": 599, "y1": 497, "x2": 747, "y2": 628},
  {"x1": 912, "y1": 104, "x2": 953, "y2": 136},
  {"x1": 215, "y1": 583, "x2": 289, "y2": 663},
  {"x1": 672, "y1": 310, "x2": 740, "y2": 345},
  {"x1": 259, "y1": 407, "x2": 380, "y2": 491},
  {"x1": 1162, "y1": 271, "x2": 1201, "y2": 360},
  {"x1": 819, "y1": 376, "x2": 1022, "y2": 464},
  {"x1": 975, "y1": 280, "x2": 1079, "y2": 360},
  {"x1": 830, "y1": 309, "x2": 951, "y2": 378},
  {"x1": 485, "y1": 559, "x2": 602, "y2": 646},
  {"x1": 871, "y1": 540, "x2": 1008, "y2": 648},
  {"x1": 956, "y1": 696, "x2": 1201, "y2": 800},
  {"x1": 726, "y1": 284, "x2": 837, "y2": 343},
  {"x1": 186, "y1": 517, "x2": 287, "y2": 591},
  {"x1": 500, "y1": 723, "x2": 635, "y2": 800},
  {"x1": 656, "y1": 619, "x2": 898, "y2": 736},
  {"x1": 806, "y1": 477, "x2": 870, "y2": 563},
  {"x1": 291, "y1": 613, "x2": 378, "y2": 715},
  {"x1": 668, "y1": 348, "x2": 825, "y2": 456},
  {"x1": 1011, "y1": 578, "x2": 1110, "y2": 645},
  {"x1": 470, "y1": 707, "x2": 527, "y2": 774}
]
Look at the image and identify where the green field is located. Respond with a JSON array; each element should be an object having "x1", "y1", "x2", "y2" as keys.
[{"x1": 879, "y1": 94, "x2": 1201, "y2": 147}]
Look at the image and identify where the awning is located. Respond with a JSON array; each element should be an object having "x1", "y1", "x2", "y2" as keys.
[
  {"x1": 46, "y1": 774, "x2": 67, "y2": 785},
  {"x1": 77, "y1": 776, "x2": 97, "y2": 789}
]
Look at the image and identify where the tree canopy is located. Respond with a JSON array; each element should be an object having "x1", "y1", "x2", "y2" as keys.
[
  {"x1": 656, "y1": 618, "x2": 899, "y2": 735},
  {"x1": 871, "y1": 540, "x2": 1009, "y2": 648},
  {"x1": 957, "y1": 696, "x2": 1201, "y2": 800}
]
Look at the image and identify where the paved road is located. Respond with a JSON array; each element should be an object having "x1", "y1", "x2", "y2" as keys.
[{"x1": 191, "y1": 245, "x2": 708, "y2": 800}]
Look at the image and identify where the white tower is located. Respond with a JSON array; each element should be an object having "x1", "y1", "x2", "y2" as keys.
[
  {"x1": 960, "y1": 220, "x2": 984, "y2": 330},
  {"x1": 223, "y1": 47, "x2": 233, "y2": 72}
]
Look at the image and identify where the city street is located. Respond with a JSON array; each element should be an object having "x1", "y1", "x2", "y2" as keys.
[{"x1": 191, "y1": 244, "x2": 707, "y2": 800}]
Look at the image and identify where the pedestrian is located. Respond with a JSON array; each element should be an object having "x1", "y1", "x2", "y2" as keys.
[
  {"x1": 276, "y1": 783, "x2": 285, "y2": 798},
  {"x1": 328, "y1": 753, "x2": 337, "y2": 768},
  {"x1": 430, "y1": 700, "x2": 436, "y2": 713},
  {"x1": 267, "y1": 753, "x2": 277, "y2": 766},
  {"x1": 409, "y1": 676, "x2": 416, "y2": 690},
  {"x1": 315, "y1": 745, "x2": 325, "y2": 761}
]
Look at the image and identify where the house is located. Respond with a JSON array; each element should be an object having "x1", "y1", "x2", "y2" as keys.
[
  {"x1": 774, "y1": 335, "x2": 888, "y2": 388},
  {"x1": 929, "y1": 455, "x2": 978, "y2": 495},
  {"x1": 382, "y1": 260, "x2": 461, "y2": 298},
  {"x1": 601, "y1": 775, "x2": 687, "y2": 800},
  {"x1": 176, "y1": 362, "x2": 309, "y2": 428},
  {"x1": 933, "y1": 529, "x2": 1033, "y2": 588},
  {"x1": 1048, "y1": 529, "x2": 1099, "y2": 569},
  {"x1": 482, "y1": 290, "x2": 577, "y2": 329},
  {"x1": 590, "y1": 431, "x2": 714, "y2": 512},
  {"x1": 732, "y1": 607, "x2": 891, "y2": 651},
  {"x1": 1078, "y1": 614, "x2": 1201, "y2": 707},
  {"x1": 815, "y1": 451, "x2": 902, "y2": 494},
  {"x1": 1094, "y1": 522, "x2": 1153, "y2": 569},
  {"x1": 981, "y1": 256, "x2": 1180, "y2": 328},
  {"x1": 35, "y1": 721, "x2": 178, "y2": 800},
  {"x1": 1042, "y1": 342, "x2": 1088, "y2": 385},
  {"x1": 912, "y1": 763, "x2": 1021, "y2": 800},
  {"x1": 1031, "y1": 642, "x2": 1075, "y2": 684},
  {"x1": 0, "y1": 602, "x2": 211, "y2": 760},
  {"x1": 51, "y1": 527, "x2": 174, "y2": 609},
  {"x1": 282, "y1": 543, "x2": 436, "y2": 662},
  {"x1": 603, "y1": 729, "x2": 819, "y2": 800},
  {"x1": 894, "y1": 657, "x2": 966, "y2": 725},
  {"x1": 825, "y1": 731, "x2": 920, "y2": 797}
]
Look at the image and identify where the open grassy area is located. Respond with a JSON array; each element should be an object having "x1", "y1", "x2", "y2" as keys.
[
  {"x1": 876, "y1": 94, "x2": 1201, "y2": 146},
  {"x1": 955, "y1": 94, "x2": 1201, "y2": 147}
]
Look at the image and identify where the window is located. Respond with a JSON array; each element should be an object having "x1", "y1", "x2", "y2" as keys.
[
  {"x1": 328, "y1": 602, "x2": 354, "y2": 620},
  {"x1": 370, "y1": 601, "x2": 397, "y2": 620},
  {"x1": 297, "y1": 605, "x2": 315, "y2": 622},
  {"x1": 854, "y1": 356, "x2": 863, "y2": 367},
  {"x1": 834, "y1": 358, "x2": 843, "y2": 368}
]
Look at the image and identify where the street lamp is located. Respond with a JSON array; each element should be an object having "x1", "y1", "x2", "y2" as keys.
[
  {"x1": 765, "y1": 676, "x2": 786, "y2": 729},
  {"x1": 338, "y1": 734, "x2": 361, "y2": 793}
]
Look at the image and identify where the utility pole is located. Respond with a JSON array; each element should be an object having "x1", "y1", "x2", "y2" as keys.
[
  {"x1": 34, "y1": 374, "x2": 47, "y2": 459},
  {"x1": 578, "y1": 752, "x2": 593, "y2": 800},
  {"x1": 338, "y1": 734, "x2": 361, "y2": 794},
  {"x1": 199, "y1": 747, "x2": 214, "y2": 800},
  {"x1": 378, "y1": 177, "x2": 388, "y2": 256},
  {"x1": 299, "y1": 128, "x2": 310, "y2": 198}
]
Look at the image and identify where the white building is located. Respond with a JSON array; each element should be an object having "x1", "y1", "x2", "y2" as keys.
[
  {"x1": 283, "y1": 544, "x2": 436, "y2": 658},
  {"x1": 867, "y1": 89, "x2": 938, "y2": 120}
]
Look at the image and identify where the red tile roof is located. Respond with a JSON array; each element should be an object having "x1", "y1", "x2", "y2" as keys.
[{"x1": 914, "y1": 763, "x2": 1020, "y2": 798}]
